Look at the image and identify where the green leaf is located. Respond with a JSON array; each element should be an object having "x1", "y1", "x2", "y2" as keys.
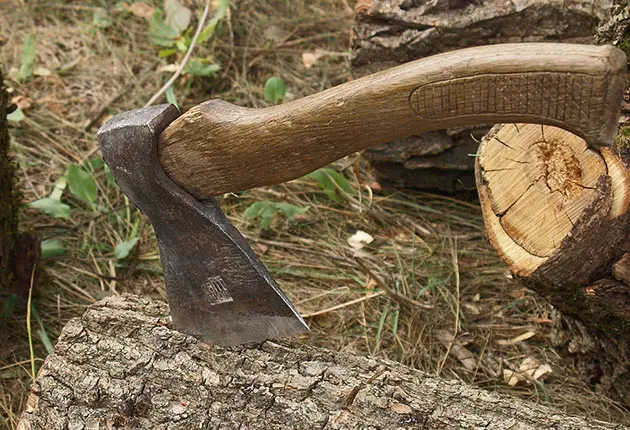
[
  {"x1": 183, "y1": 58, "x2": 221, "y2": 77},
  {"x1": 41, "y1": 239, "x2": 66, "y2": 259},
  {"x1": 159, "y1": 48, "x2": 177, "y2": 57},
  {"x1": 165, "y1": 86, "x2": 179, "y2": 109},
  {"x1": 307, "y1": 169, "x2": 338, "y2": 202},
  {"x1": 244, "y1": 201, "x2": 309, "y2": 230},
  {"x1": 243, "y1": 201, "x2": 268, "y2": 219},
  {"x1": 326, "y1": 169, "x2": 355, "y2": 195},
  {"x1": 31, "y1": 306, "x2": 54, "y2": 355},
  {"x1": 197, "y1": 0, "x2": 230, "y2": 44},
  {"x1": 92, "y1": 7, "x2": 111, "y2": 29},
  {"x1": 274, "y1": 202, "x2": 310, "y2": 220},
  {"x1": 175, "y1": 37, "x2": 187, "y2": 52},
  {"x1": 264, "y1": 76, "x2": 286, "y2": 105},
  {"x1": 18, "y1": 34, "x2": 36, "y2": 82},
  {"x1": 164, "y1": 0, "x2": 191, "y2": 33},
  {"x1": 30, "y1": 197, "x2": 71, "y2": 219},
  {"x1": 243, "y1": 201, "x2": 277, "y2": 229},
  {"x1": 114, "y1": 238, "x2": 139, "y2": 260},
  {"x1": 87, "y1": 156, "x2": 104, "y2": 169},
  {"x1": 67, "y1": 164, "x2": 97, "y2": 203},
  {"x1": 104, "y1": 164, "x2": 119, "y2": 190},
  {"x1": 49, "y1": 175, "x2": 67, "y2": 200},
  {"x1": 306, "y1": 168, "x2": 355, "y2": 202},
  {"x1": 197, "y1": 22, "x2": 217, "y2": 45},
  {"x1": 7, "y1": 108, "x2": 25, "y2": 122},
  {"x1": 149, "y1": 10, "x2": 180, "y2": 47}
]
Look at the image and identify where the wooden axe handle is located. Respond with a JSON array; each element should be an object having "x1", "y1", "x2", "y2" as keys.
[{"x1": 158, "y1": 43, "x2": 626, "y2": 199}]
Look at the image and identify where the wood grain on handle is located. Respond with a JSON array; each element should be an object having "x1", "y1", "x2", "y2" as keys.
[{"x1": 158, "y1": 43, "x2": 626, "y2": 199}]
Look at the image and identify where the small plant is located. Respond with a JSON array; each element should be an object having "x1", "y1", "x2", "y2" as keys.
[
  {"x1": 306, "y1": 167, "x2": 356, "y2": 202},
  {"x1": 6, "y1": 33, "x2": 36, "y2": 122},
  {"x1": 244, "y1": 201, "x2": 309, "y2": 230},
  {"x1": 30, "y1": 158, "x2": 115, "y2": 219},
  {"x1": 29, "y1": 160, "x2": 107, "y2": 260},
  {"x1": 7, "y1": 107, "x2": 25, "y2": 122},
  {"x1": 16, "y1": 33, "x2": 36, "y2": 83},
  {"x1": 29, "y1": 175, "x2": 71, "y2": 219},
  {"x1": 92, "y1": 7, "x2": 111, "y2": 29},
  {"x1": 66, "y1": 163, "x2": 98, "y2": 204},
  {"x1": 264, "y1": 76, "x2": 286, "y2": 104},
  {"x1": 149, "y1": 0, "x2": 229, "y2": 78},
  {"x1": 113, "y1": 218, "x2": 140, "y2": 260},
  {"x1": 40, "y1": 239, "x2": 66, "y2": 259}
]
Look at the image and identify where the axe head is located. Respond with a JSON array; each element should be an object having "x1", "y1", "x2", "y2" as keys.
[{"x1": 98, "y1": 104, "x2": 308, "y2": 346}]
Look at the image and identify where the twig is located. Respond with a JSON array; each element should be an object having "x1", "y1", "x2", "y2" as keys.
[
  {"x1": 25, "y1": 119, "x2": 82, "y2": 162},
  {"x1": 437, "y1": 235, "x2": 461, "y2": 376},
  {"x1": 32, "y1": 204, "x2": 130, "y2": 231},
  {"x1": 344, "y1": 366, "x2": 387, "y2": 408},
  {"x1": 219, "y1": 6, "x2": 235, "y2": 80},
  {"x1": 302, "y1": 291, "x2": 385, "y2": 318},
  {"x1": 243, "y1": 235, "x2": 352, "y2": 264},
  {"x1": 354, "y1": 258, "x2": 434, "y2": 310},
  {"x1": 144, "y1": 0, "x2": 211, "y2": 107},
  {"x1": 26, "y1": 264, "x2": 37, "y2": 382}
]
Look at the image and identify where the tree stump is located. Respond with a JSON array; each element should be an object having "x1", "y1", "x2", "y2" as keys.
[
  {"x1": 352, "y1": 0, "x2": 612, "y2": 192},
  {"x1": 0, "y1": 69, "x2": 18, "y2": 289},
  {"x1": 17, "y1": 295, "x2": 630, "y2": 430},
  {"x1": 475, "y1": 123, "x2": 630, "y2": 404},
  {"x1": 0, "y1": 70, "x2": 40, "y2": 305}
]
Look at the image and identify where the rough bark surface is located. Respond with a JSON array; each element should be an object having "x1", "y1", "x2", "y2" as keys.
[
  {"x1": 595, "y1": 0, "x2": 630, "y2": 58},
  {"x1": 0, "y1": 69, "x2": 17, "y2": 289},
  {"x1": 352, "y1": 0, "x2": 612, "y2": 192},
  {"x1": 18, "y1": 295, "x2": 629, "y2": 430},
  {"x1": 0, "y1": 70, "x2": 40, "y2": 302}
]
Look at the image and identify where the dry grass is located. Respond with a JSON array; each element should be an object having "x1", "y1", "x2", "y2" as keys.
[{"x1": 1, "y1": 0, "x2": 629, "y2": 428}]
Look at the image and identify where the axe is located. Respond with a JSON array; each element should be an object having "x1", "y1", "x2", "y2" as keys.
[{"x1": 98, "y1": 43, "x2": 626, "y2": 346}]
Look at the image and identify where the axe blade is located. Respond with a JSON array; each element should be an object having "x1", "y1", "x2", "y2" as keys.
[{"x1": 98, "y1": 104, "x2": 308, "y2": 346}]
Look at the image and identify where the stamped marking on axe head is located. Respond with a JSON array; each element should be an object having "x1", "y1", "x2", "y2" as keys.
[{"x1": 98, "y1": 105, "x2": 308, "y2": 346}]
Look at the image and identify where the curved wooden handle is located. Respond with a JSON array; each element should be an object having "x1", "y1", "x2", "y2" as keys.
[{"x1": 158, "y1": 43, "x2": 626, "y2": 199}]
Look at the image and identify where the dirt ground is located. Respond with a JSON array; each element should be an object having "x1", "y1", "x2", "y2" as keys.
[{"x1": 1, "y1": 0, "x2": 629, "y2": 428}]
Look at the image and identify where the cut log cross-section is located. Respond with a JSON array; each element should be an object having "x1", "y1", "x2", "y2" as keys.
[
  {"x1": 477, "y1": 124, "x2": 629, "y2": 277},
  {"x1": 475, "y1": 123, "x2": 630, "y2": 402}
]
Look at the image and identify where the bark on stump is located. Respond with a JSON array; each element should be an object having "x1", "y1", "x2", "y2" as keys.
[
  {"x1": 0, "y1": 69, "x2": 18, "y2": 289},
  {"x1": 0, "y1": 69, "x2": 40, "y2": 304},
  {"x1": 475, "y1": 123, "x2": 630, "y2": 405},
  {"x1": 17, "y1": 295, "x2": 630, "y2": 430},
  {"x1": 352, "y1": 0, "x2": 611, "y2": 192}
]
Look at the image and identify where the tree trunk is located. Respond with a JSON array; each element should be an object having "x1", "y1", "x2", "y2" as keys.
[
  {"x1": 0, "y1": 69, "x2": 40, "y2": 304},
  {"x1": 352, "y1": 0, "x2": 612, "y2": 192},
  {"x1": 18, "y1": 295, "x2": 629, "y2": 430},
  {"x1": 475, "y1": 122, "x2": 630, "y2": 405},
  {"x1": 0, "y1": 69, "x2": 17, "y2": 288}
]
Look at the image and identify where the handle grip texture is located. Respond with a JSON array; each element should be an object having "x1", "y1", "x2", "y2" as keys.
[{"x1": 158, "y1": 43, "x2": 626, "y2": 199}]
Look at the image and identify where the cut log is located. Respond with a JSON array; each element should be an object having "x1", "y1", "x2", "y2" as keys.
[
  {"x1": 475, "y1": 123, "x2": 630, "y2": 404},
  {"x1": 352, "y1": 0, "x2": 612, "y2": 192},
  {"x1": 17, "y1": 295, "x2": 629, "y2": 430}
]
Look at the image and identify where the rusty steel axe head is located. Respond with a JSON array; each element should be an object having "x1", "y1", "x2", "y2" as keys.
[{"x1": 97, "y1": 105, "x2": 308, "y2": 346}]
